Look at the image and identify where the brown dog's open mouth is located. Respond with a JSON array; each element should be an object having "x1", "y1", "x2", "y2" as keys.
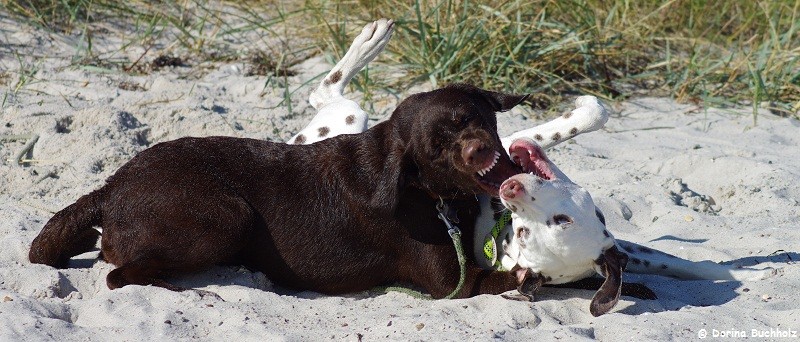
[
  {"x1": 509, "y1": 139, "x2": 555, "y2": 181},
  {"x1": 475, "y1": 150, "x2": 522, "y2": 195},
  {"x1": 474, "y1": 140, "x2": 556, "y2": 196}
]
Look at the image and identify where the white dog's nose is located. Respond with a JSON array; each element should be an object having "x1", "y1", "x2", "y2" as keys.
[{"x1": 500, "y1": 179, "x2": 524, "y2": 200}]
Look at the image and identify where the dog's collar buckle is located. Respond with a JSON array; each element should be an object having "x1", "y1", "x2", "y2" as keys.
[{"x1": 436, "y1": 198, "x2": 461, "y2": 237}]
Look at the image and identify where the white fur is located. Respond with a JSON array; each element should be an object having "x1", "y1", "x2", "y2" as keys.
[
  {"x1": 495, "y1": 143, "x2": 777, "y2": 283},
  {"x1": 287, "y1": 19, "x2": 393, "y2": 145},
  {"x1": 500, "y1": 95, "x2": 609, "y2": 150},
  {"x1": 499, "y1": 157, "x2": 615, "y2": 284}
]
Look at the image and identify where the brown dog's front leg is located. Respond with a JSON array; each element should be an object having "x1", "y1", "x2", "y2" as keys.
[
  {"x1": 417, "y1": 264, "x2": 522, "y2": 299},
  {"x1": 502, "y1": 269, "x2": 544, "y2": 302}
]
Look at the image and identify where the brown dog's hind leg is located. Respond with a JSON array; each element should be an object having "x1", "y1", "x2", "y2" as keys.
[{"x1": 106, "y1": 258, "x2": 185, "y2": 291}]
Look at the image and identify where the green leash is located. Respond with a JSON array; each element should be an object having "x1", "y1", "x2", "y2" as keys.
[
  {"x1": 377, "y1": 198, "x2": 467, "y2": 300},
  {"x1": 435, "y1": 198, "x2": 467, "y2": 299}
]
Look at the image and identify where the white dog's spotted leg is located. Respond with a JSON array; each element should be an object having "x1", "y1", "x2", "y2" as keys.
[
  {"x1": 501, "y1": 96, "x2": 610, "y2": 151},
  {"x1": 288, "y1": 19, "x2": 394, "y2": 145}
]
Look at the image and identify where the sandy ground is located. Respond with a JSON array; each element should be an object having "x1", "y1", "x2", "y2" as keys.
[{"x1": 1, "y1": 12, "x2": 799, "y2": 341}]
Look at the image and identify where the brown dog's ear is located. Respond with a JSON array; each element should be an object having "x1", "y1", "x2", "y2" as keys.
[
  {"x1": 368, "y1": 128, "x2": 409, "y2": 214},
  {"x1": 446, "y1": 83, "x2": 529, "y2": 112},
  {"x1": 590, "y1": 246, "x2": 627, "y2": 317},
  {"x1": 481, "y1": 90, "x2": 529, "y2": 112}
]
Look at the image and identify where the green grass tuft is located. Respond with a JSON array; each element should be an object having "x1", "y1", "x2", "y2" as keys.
[{"x1": 1, "y1": 0, "x2": 798, "y2": 119}]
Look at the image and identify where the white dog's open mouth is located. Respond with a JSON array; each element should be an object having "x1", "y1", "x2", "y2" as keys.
[{"x1": 508, "y1": 139, "x2": 556, "y2": 180}]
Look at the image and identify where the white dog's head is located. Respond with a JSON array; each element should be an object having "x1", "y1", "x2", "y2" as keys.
[
  {"x1": 501, "y1": 139, "x2": 609, "y2": 252},
  {"x1": 499, "y1": 138, "x2": 626, "y2": 316}
]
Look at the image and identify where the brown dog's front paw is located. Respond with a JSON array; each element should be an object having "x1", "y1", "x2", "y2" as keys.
[
  {"x1": 502, "y1": 293, "x2": 534, "y2": 302},
  {"x1": 515, "y1": 269, "x2": 544, "y2": 300}
]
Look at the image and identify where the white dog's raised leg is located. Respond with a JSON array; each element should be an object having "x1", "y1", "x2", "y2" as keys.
[
  {"x1": 501, "y1": 96, "x2": 609, "y2": 151},
  {"x1": 288, "y1": 19, "x2": 394, "y2": 145}
]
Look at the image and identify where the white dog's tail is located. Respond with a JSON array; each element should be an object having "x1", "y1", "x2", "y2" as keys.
[{"x1": 617, "y1": 240, "x2": 777, "y2": 281}]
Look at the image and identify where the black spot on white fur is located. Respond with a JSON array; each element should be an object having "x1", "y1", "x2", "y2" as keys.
[
  {"x1": 294, "y1": 134, "x2": 306, "y2": 144},
  {"x1": 553, "y1": 214, "x2": 572, "y2": 225},
  {"x1": 638, "y1": 246, "x2": 654, "y2": 254},
  {"x1": 318, "y1": 126, "x2": 330, "y2": 137},
  {"x1": 534, "y1": 134, "x2": 543, "y2": 141},
  {"x1": 595, "y1": 209, "x2": 606, "y2": 226},
  {"x1": 551, "y1": 132, "x2": 561, "y2": 141},
  {"x1": 345, "y1": 114, "x2": 355, "y2": 125},
  {"x1": 324, "y1": 70, "x2": 342, "y2": 85},
  {"x1": 569, "y1": 127, "x2": 578, "y2": 135}
]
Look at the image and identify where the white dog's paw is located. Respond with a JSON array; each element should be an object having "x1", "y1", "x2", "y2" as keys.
[
  {"x1": 350, "y1": 18, "x2": 394, "y2": 71},
  {"x1": 570, "y1": 95, "x2": 609, "y2": 132}
]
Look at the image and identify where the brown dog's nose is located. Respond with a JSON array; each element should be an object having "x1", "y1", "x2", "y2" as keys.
[
  {"x1": 500, "y1": 179, "x2": 524, "y2": 199},
  {"x1": 462, "y1": 140, "x2": 489, "y2": 166}
]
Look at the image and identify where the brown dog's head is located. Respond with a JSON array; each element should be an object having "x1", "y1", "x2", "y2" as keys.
[{"x1": 390, "y1": 84, "x2": 528, "y2": 199}]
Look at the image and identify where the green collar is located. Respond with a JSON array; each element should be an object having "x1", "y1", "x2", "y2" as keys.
[{"x1": 482, "y1": 210, "x2": 512, "y2": 270}]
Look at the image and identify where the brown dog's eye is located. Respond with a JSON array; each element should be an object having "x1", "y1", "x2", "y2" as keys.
[{"x1": 553, "y1": 214, "x2": 573, "y2": 225}]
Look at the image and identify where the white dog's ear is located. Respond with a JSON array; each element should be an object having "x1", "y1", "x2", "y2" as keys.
[{"x1": 590, "y1": 246, "x2": 627, "y2": 316}]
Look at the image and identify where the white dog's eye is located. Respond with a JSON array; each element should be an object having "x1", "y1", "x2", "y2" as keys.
[
  {"x1": 516, "y1": 226, "x2": 530, "y2": 239},
  {"x1": 553, "y1": 214, "x2": 573, "y2": 225}
]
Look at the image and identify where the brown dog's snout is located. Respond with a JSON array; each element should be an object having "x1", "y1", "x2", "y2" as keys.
[
  {"x1": 461, "y1": 140, "x2": 490, "y2": 166},
  {"x1": 500, "y1": 179, "x2": 524, "y2": 199}
]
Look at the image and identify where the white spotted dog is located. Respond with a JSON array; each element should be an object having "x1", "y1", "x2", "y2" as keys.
[
  {"x1": 497, "y1": 142, "x2": 636, "y2": 316},
  {"x1": 287, "y1": 19, "x2": 393, "y2": 145},
  {"x1": 494, "y1": 138, "x2": 777, "y2": 316}
]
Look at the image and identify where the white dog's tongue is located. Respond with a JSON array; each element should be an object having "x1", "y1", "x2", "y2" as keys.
[{"x1": 508, "y1": 139, "x2": 558, "y2": 180}]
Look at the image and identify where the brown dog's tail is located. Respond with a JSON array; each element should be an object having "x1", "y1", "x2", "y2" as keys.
[{"x1": 29, "y1": 189, "x2": 104, "y2": 268}]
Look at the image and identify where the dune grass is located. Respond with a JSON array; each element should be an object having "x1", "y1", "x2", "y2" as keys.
[
  {"x1": 308, "y1": 0, "x2": 799, "y2": 117},
  {"x1": 1, "y1": 0, "x2": 798, "y2": 120}
]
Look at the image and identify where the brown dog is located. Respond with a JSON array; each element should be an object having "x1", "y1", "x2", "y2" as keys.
[{"x1": 29, "y1": 83, "x2": 536, "y2": 298}]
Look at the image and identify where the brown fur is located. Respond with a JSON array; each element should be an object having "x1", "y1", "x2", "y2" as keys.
[{"x1": 29, "y1": 84, "x2": 530, "y2": 298}]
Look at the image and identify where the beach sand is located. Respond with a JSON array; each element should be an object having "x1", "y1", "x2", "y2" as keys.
[{"x1": 1, "y1": 12, "x2": 798, "y2": 341}]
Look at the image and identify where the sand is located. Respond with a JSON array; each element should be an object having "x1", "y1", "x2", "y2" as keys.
[{"x1": 1, "y1": 11, "x2": 798, "y2": 341}]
